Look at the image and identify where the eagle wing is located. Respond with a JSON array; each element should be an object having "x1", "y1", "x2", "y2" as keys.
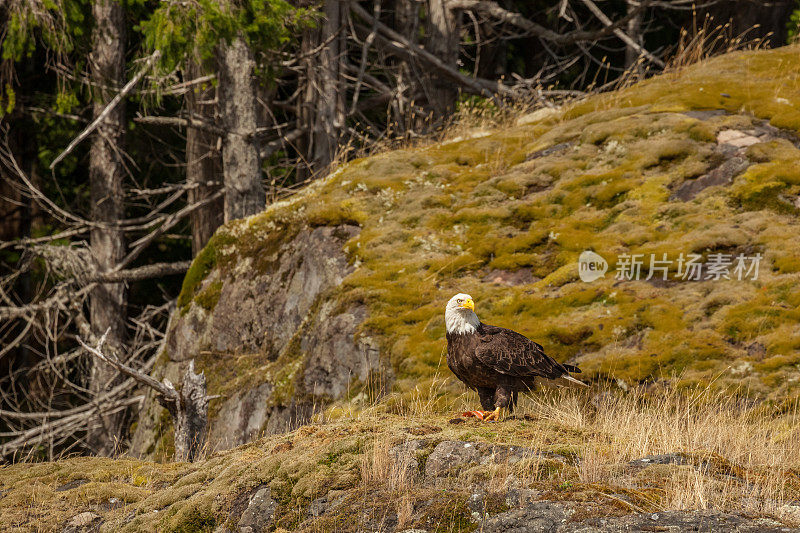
[{"x1": 474, "y1": 323, "x2": 568, "y2": 380}]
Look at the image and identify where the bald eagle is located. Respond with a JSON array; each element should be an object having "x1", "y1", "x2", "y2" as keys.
[{"x1": 445, "y1": 293, "x2": 586, "y2": 421}]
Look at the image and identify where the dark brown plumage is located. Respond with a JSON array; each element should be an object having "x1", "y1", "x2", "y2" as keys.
[{"x1": 444, "y1": 293, "x2": 584, "y2": 418}]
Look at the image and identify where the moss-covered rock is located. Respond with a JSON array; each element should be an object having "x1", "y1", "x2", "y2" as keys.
[
  {"x1": 135, "y1": 46, "x2": 800, "y2": 458},
  {"x1": 131, "y1": 224, "x2": 382, "y2": 457}
]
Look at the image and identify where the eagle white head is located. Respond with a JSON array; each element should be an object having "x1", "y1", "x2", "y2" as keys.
[{"x1": 445, "y1": 293, "x2": 480, "y2": 335}]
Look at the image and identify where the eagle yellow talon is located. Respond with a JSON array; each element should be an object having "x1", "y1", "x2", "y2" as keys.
[{"x1": 483, "y1": 407, "x2": 508, "y2": 422}]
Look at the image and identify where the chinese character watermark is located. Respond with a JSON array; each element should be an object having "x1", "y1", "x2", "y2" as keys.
[{"x1": 578, "y1": 251, "x2": 762, "y2": 282}]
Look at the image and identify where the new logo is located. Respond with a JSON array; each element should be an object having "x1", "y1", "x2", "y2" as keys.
[{"x1": 578, "y1": 251, "x2": 608, "y2": 282}]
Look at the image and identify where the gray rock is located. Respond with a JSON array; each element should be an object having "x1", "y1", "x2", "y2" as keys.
[
  {"x1": 467, "y1": 491, "x2": 486, "y2": 522},
  {"x1": 578, "y1": 509, "x2": 793, "y2": 532},
  {"x1": 424, "y1": 440, "x2": 482, "y2": 477},
  {"x1": 683, "y1": 109, "x2": 727, "y2": 120},
  {"x1": 169, "y1": 225, "x2": 360, "y2": 360},
  {"x1": 671, "y1": 156, "x2": 749, "y2": 201},
  {"x1": 389, "y1": 440, "x2": 424, "y2": 481},
  {"x1": 482, "y1": 500, "x2": 795, "y2": 532},
  {"x1": 484, "y1": 444, "x2": 551, "y2": 465},
  {"x1": 628, "y1": 453, "x2": 687, "y2": 468},
  {"x1": 61, "y1": 512, "x2": 101, "y2": 533},
  {"x1": 482, "y1": 501, "x2": 570, "y2": 532},
  {"x1": 55, "y1": 479, "x2": 89, "y2": 492},
  {"x1": 209, "y1": 382, "x2": 273, "y2": 450},
  {"x1": 300, "y1": 302, "x2": 381, "y2": 402},
  {"x1": 424, "y1": 440, "x2": 563, "y2": 478},
  {"x1": 308, "y1": 490, "x2": 347, "y2": 518},
  {"x1": 526, "y1": 142, "x2": 573, "y2": 161},
  {"x1": 131, "y1": 224, "x2": 396, "y2": 457},
  {"x1": 505, "y1": 487, "x2": 540, "y2": 508},
  {"x1": 237, "y1": 486, "x2": 277, "y2": 533},
  {"x1": 747, "y1": 342, "x2": 767, "y2": 357}
]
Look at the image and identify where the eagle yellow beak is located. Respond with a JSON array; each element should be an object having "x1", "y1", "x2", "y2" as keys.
[{"x1": 460, "y1": 298, "x2": 475, "y2": 311}]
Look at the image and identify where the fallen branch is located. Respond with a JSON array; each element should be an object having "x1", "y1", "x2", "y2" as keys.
[
  {"x1": 448, "y1": 0, "x2": 655, "y2": 47},
  {"x1": 119, "y1": 189, "x2": 225, "y2": 269},
  {"x1": 0, "y1": 396, "x2": 143, "y2": 459},
  {"x1": 579, "y1": 0, "x2": 665, "y2": 68},
  {"x1": 350, "y1": 3, "x2": 499, "y2": 99},
  {"x1": 259, "y1": 129, "x2": 305, "y2": 160}
]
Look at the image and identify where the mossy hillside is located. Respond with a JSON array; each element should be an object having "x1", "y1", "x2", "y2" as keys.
[
  {"x1": 175, "y1": 46, "x2": 800, "y2": 413},
  {"x1": 565, "y1": 47, "x2": 800, "y2": 130}
]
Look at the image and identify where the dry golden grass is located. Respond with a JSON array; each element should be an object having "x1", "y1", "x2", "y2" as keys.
[
  {"x1": 2, "y1": 383, "x2": 799, "y2": 531},
  {"x1": 355, "y1": 378, "x2": 800, "y2": 525},
  {"x1": 532, "y1": 387, "x2": 798, "y2": 516}
]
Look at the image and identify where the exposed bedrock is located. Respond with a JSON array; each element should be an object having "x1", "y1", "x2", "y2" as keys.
[{"x1": 131, "y1": 224, "x2": 389, "y2": 457}]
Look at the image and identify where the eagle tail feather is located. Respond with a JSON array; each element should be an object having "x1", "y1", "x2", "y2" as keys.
[
  {"x1": 560, "y1": 374, "x2": 589, "y2": 387},
  {"x1": 562, "y1": 364, "x2": 581, "y2": 373}
]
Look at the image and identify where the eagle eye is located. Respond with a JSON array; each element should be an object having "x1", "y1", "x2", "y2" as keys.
[{"x1": 456, "y1": 298, "x2": 463, "y2": 303}]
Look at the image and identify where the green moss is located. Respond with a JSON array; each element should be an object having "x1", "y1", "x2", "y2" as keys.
[
  {"x1": 194, "y1": 280, "x2": 222, "y2": 311},
  {"x1": 305, "y1": 199, "x2": 366, "y2": 227},
  {"x1": 176, "y1": 232, "x2": 235, "y2": 309},
  {"x1": 164, "y1": 504, "x2": 217, "y2": 533},
  {"x1": 153, "y1": 406, "x2": 176, "y2": 462}
]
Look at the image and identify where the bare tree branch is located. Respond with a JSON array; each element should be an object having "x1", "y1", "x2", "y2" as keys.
[
  {"x1": 88, "y1": 260, "x2": 192, "y2": 283},
  {"x1": 50, "y1": 50, "x2": 162, "y2": 169},
  {"x1": 134, "y1": 114, "x2": 226, "y2": 136},
  {"x1": 447, "y1": 0, "x2": 655, "y2": 46},
  {"x1": 579, "y1": 0, "x2": 665, "y2": 67}
]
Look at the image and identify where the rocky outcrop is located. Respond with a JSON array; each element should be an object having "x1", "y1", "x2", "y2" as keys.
[
  {"x1": 130, "y1": 46, "x2": 800, "y2": 458},
  {"x1": 131, "y1": 224, "x2": 389, "y2": 457},
  {"x1": 480, "y1": 504, "x2": 790, "y2": 533},
  {"x1": 6, "y1": 409, "x2": 800, "y2": 532},
  {"x1": 286, "y1": 439, "x2": 795, "y2": 532},
  {"x1": 169, "y1": 225, "x2": 361, "y2": 359}
]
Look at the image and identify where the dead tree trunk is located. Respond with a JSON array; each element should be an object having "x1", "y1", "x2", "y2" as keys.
[
  {"x1": 217, "y1": 37, "x2": 265, "y2": 222},
  {"x1": 704, "y1": 0, "x2": 795, "y2": 46},
  {"x1": 78, "y1": 334, "x2": 209, "y2": 462},
  {"x1": 185, "y1": 58, "x2": 223, "y2": 255},
  {"x1": 624, "y1": 0, "x2": 644, "y2": 71},
  {"x1": 394, "y1": 0, "x2": 425, "y2": 135},
  {"x1": 87, "y1": 0, "x2": 128, "y2": 456},
  {"x1": 299, "y1": 0, "x2": 346, "y2": 179},
  {"x1": 424, "y1": 0, "x2": 460, "y2": 117},
  {"x1": 157, "y1": 361, "x2": 208, "y2": 462}
]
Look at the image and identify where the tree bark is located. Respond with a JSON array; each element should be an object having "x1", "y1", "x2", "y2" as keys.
[
  {"x1": 624, "y1": 0, "x2": 644, "y2": 71},
  {"x1": 703, "y1": 0, "x2": 795, "y2": 46},
  {"x1": 185, "y1": 58, "x2": 223, "y2": 254},
  {"x1": 158, "y1": 361, "x2": 209, "y2": 462},
  {"x1": 298, "y1": 0, "x2": 346, "y2": 179},
  {"x1": 79, "y1": 335, "x2": 209, "y2": 463},
  {"x1": 394, "y1": 0, "x2": 424, "y2": 134},
  {"x1": 425, "y1": 0, "x2": 460, "y2": 117},
  {"x1": 217, "y1": 37, "x2": 265, "y2": 222},
  {"x1": 87, "y1": 0, "x2": 127, "y2": 456}
]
